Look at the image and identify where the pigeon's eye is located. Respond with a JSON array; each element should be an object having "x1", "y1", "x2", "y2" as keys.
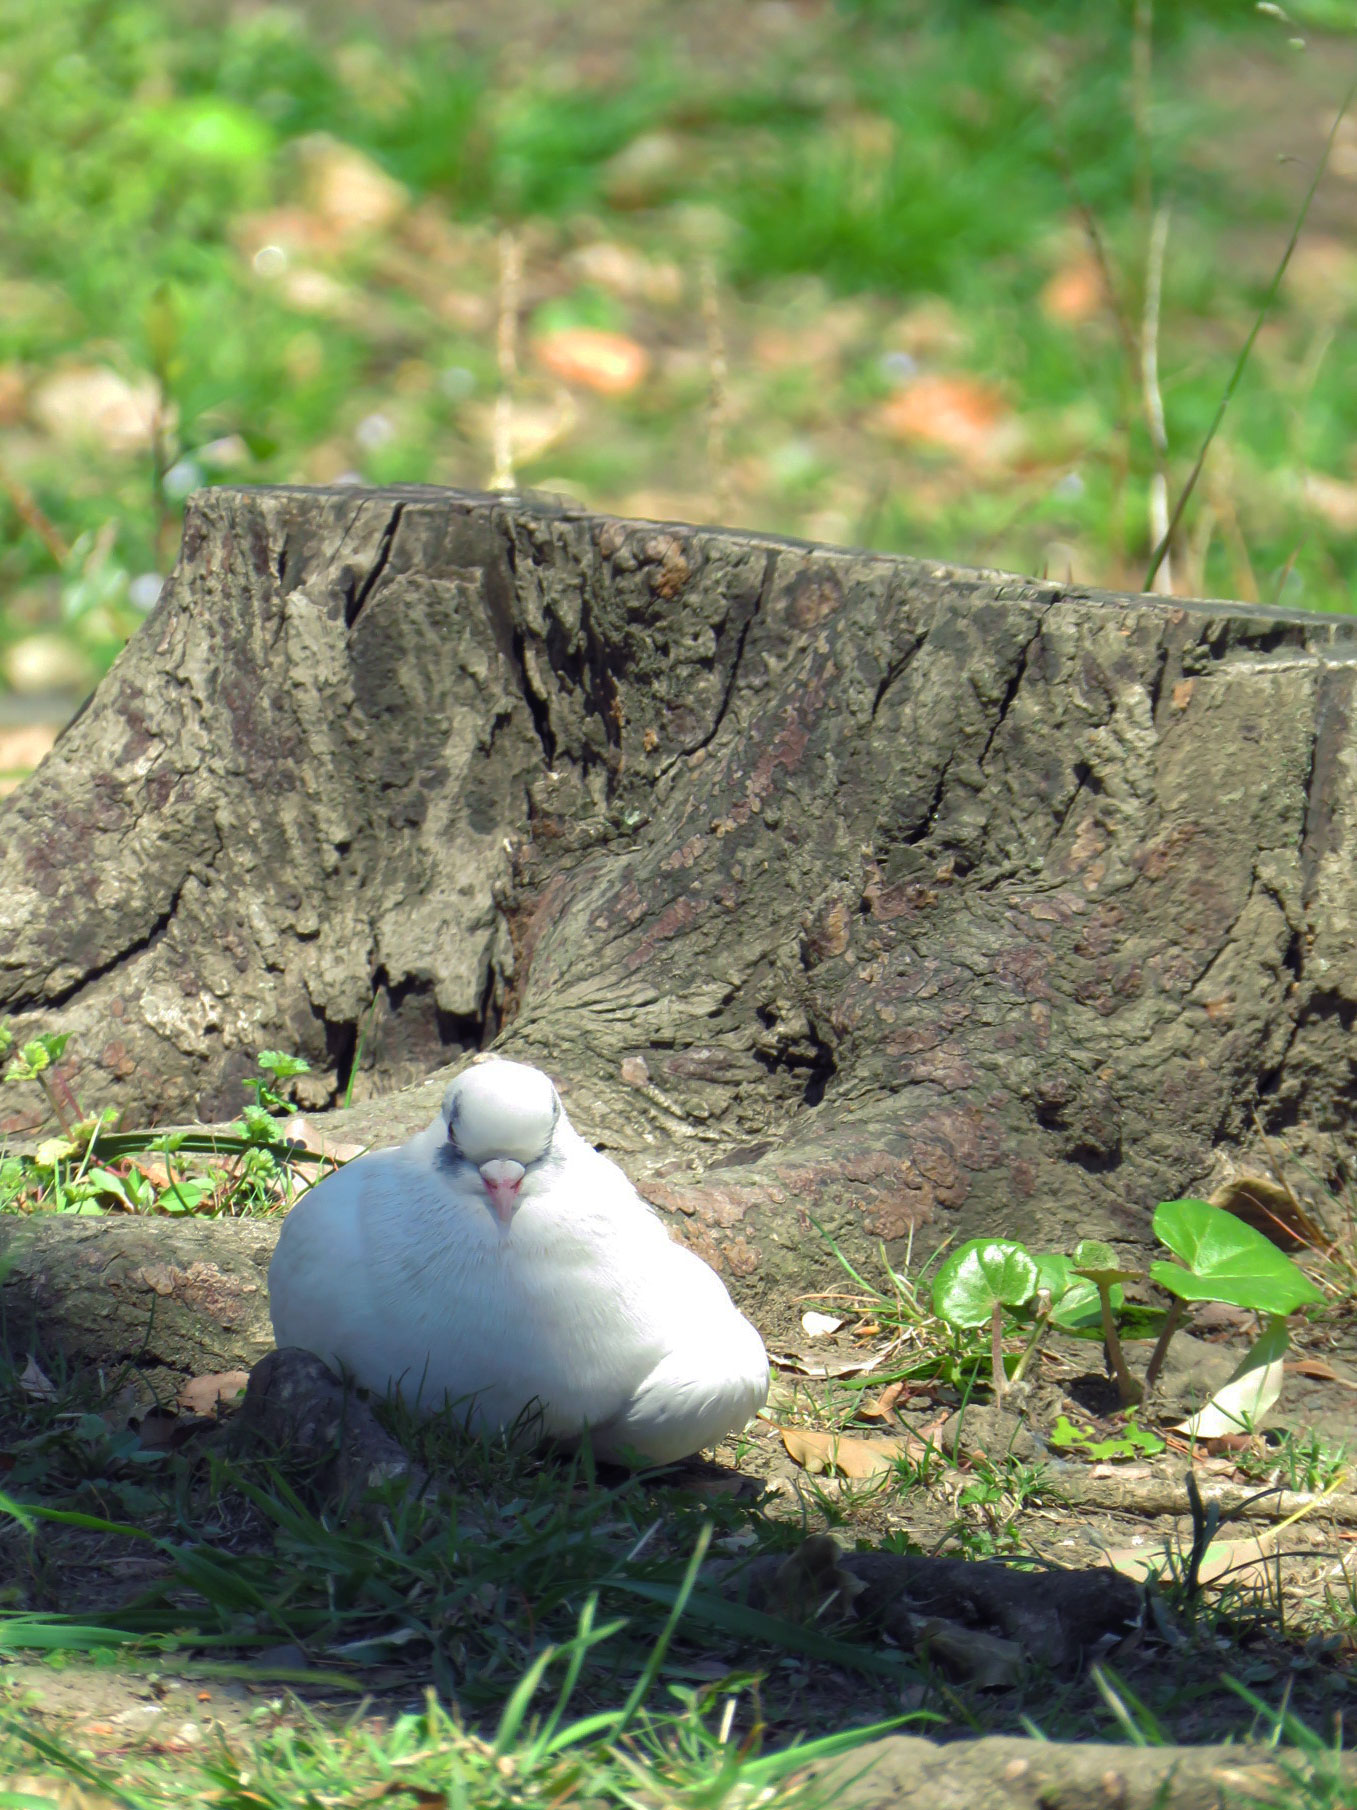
[{"x1": 446, "y1": 1122, "x2": 461, "y2": 1151}]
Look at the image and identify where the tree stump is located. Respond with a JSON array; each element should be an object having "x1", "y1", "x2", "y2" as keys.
[{"x1": 3, "y1": 483, "x2": 1356, "y2": 1324}]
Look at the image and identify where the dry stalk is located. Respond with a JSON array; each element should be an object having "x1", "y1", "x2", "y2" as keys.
[
  {"x1": 0, "y1": 461, "x2": 69, "y2": 565},
  {"x1": 699, "y1": 254, "x2": 731, "y2": 520},
  {"x1": 1131, "y1": 0, "x2": 1155, "y2": 223},
  {"x1": 1142, "y1": 205, "x2": 1174, "y2": 592},
  {"x1": 490, "y1": 229, "x2": 522, "y2": 493}
]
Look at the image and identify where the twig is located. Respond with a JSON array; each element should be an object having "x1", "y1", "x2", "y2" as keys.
[
  {"x1": 1144, "y1": 65, "x2": 1357, "y2": 591},
  {"x1": 699, "y1": 254, "x2": 731, "y2": 522},
  {"x1": 0, "y1": 460, "x2": 69, "y2": 565},
  {"x1": 1142, "y1": 205, "x2": 1174, "y2": 592},
  {"x1": 490, "y1": 229, "x2": 522, "y2": 493},
  {"x1": 1046, "y1": 127, "x2": 1140, "y2": 379},
  {"x1": 1131, "y1": 0, "x2": 1155, "y2": 226}
]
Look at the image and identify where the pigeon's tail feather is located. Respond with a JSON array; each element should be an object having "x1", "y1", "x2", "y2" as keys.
[{"x1": 591, "y1": 1322, "x2": 769, "y2": 1465}]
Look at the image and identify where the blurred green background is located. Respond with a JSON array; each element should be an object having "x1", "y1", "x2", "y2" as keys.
[{"x1": 2, "y1": 0, "x2": 1357, "y2": 789}]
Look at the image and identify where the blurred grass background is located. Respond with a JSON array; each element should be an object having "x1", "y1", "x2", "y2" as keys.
[{"x1": 2, "y1": 0, "x2": 1357, "y2": 790}]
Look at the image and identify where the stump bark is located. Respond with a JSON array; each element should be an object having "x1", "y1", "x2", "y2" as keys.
[{"x1": 4, "y1": 483, "x2": 1357, "y2": 1324}]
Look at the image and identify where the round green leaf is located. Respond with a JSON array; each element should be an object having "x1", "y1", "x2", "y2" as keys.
[
  {"x1": 1152, "y1": 1198, "x2": 1324, "y2": 1315},
  {"x1": 1070, "y1": 1237, "x2": 1139, "y2": 1286},
  {"x1": 1051, "y1": 1276, "x2": 1120, "y2": 1331},
  {"x1": 932, "y1": 1239, "x2": 1039, "y2": 1328},
  {"x1": 1030, "y1": 1252, "x2": 1107, "y2": 1330}
]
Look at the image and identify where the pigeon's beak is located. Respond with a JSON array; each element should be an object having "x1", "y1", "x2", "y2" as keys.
[{"x1": 479, "y1": 1159, "x2": 526, "y2": 1224}]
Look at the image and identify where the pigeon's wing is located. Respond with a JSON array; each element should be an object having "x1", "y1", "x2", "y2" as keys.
[
  {"x1": 593, "y1": 1307, "x2": 769, "y2": 1464},
  {"x1": 267, "y1": 1154, "x2": 387, "y2": 1372},
  {"x1": 587, "y1": 1239, "x2": 770, "y2": 1463},
  {"x1": 268, "y1": 1150, "x2": 491, "y2": 1399}
]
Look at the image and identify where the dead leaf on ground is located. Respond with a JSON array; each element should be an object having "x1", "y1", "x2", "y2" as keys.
[
  {"x1": 534, "y1": 327, "x2": 649, "y2": 396},
  {"x1": 873, "y1": 373, "x2": 1015, "y2": 466},
  {"x1": 19, "y1": 1354, "x2": 57, "y2": 1401},
  {"x1": 279, "y1": 1114, "x2": 368, "y2": 1170},
  {"x1": 1040, "y1": 255, "x2": 1106, "y2": 325},
  {"x1": 177, "y1": 1370, "x2": 250, "y2": 1417},
  {"x1": 769, "y1": 1349, "x2": 884, "y2": 1380},
  {"x1": 858, "y1": 1380, "x2": 908, "y2": 1422},
  {"x1": 1210, "y1": 1173, "x2": 1329, "y2": 1251},
  {"x1": 298, "y1": 134, "x2": 409, "y2": 238},
  {"x1": 1104, "y1": 1530, "x2": 1283, "y2": 1590},
  {"x1": 1288, "y1": 1356, "x2": 1357, "y2": 1389},
  {"x1": 781, "y1": 1425, "x2": 926, "y2": 1479},
  {"x1": 800, "y1": 1311, "x2": 844, "y2": 1338}
]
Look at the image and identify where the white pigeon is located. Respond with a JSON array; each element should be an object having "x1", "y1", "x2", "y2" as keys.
[{"x1": 267, "y1": 1056, "x2": 769, "y2": 1464}]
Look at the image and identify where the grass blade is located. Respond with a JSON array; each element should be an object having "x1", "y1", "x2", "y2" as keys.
[
  {"x1": 610, "y1": 1579, "x2": 909, "y2": 1681},
  {"x1": 613, "y1": 1522, "x2": 711, "y2": 1735},
  {"x1": 1144, "y1": 66, "x2": 1357, "y2": 591}
]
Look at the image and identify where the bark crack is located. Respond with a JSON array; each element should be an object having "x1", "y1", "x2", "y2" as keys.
[
  {"x1": 21, "y1": 873, "x2": 193, "y2": 1013},
  {"x1": 658, "y1": 548, "x2": 773, "y2": 774},
  {"x1": 345, "y1": 502, "x2": 405, "y2": 630},
  {"x1": 979, "y1": 615, "x2": 1045, "y2": 773},
  {"x1": 871, "y1": 627, "x2": 929, "y2": 720}
]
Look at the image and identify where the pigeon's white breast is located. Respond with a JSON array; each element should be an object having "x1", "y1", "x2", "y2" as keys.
[{"x1": 270, "y1": 1146, "x2": 677, "y2": 1436}]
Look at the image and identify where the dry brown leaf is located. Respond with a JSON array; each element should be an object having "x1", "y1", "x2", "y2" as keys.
[
  {"x1": 279, "y1": 1115, "x2": 368, "y2": 1166},
  {"x1": 298, "y1": 135, "x2": 409, "y2": 238},
  {"x1": 1209, "y1": 1173, "x2": 1329, "y2": 1252},
  {"x1": 177, "y1": 1370, "x2": 250, "y2": 1417},
  {"x1": 780, "y1": 1426, "x2": 924, "y2": 1479},
  {"x1": 1104, "y1": 1531, "x2": 1281, "y2": 1589},
  {"x1": 873, "y1": 374, "x2": 1015, "y2": 466},
  {"x1": 1041, "y1": 255, "x2": 1106, "y2": 325},
  {"x1": 534, "y1": 327, "x2": 648, "y2": 396},
  {"x1": 858, "y1": 1380, "x2": 908, "y2": 1422},
  {"x1": 1288, "y1": 1356, "x2": 1357, "y2": 1389},
  {"x1": 19, "y1": 1354, "x2": 57, "y2": 1401},
  {"x1": 769, "y1": 1349, "x2": 883, "y2": 1380}
]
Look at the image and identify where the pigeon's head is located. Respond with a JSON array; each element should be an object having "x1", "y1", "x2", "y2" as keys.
[{"x1": 440, "y1": 1058, "x2": 562, "y2": 1225}]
